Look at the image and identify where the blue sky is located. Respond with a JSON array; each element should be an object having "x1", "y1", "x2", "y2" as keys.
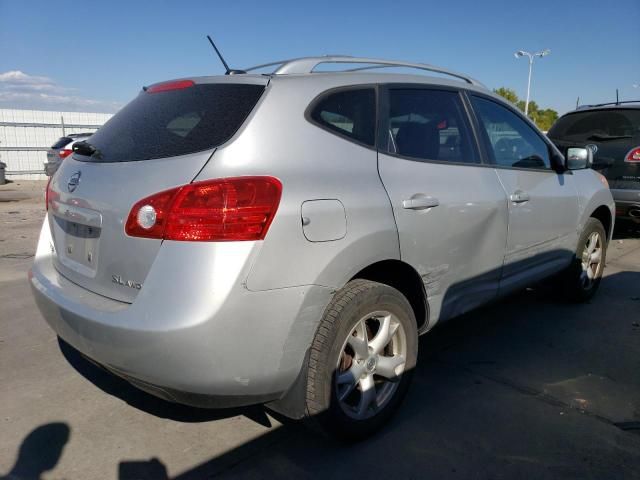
[{"x1": 0, "y1": 0, "x2": 638, "y2": 115}]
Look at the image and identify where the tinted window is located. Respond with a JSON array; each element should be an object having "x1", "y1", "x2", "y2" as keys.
[
  {"x1": 310, "y1": 88, "x2": 376, "y2": 146},
  {"x1": 384, "y1": 89, "x2": 477, "y2": 163},
  {"x1": 472, "y1": 96, "x2": 551, "y2": 169},
  {"x1": 74, "y1": 83, "x2": 265, "y2": 162},
  {"x1": 548, "y1": 109, "x2": 640, "y2": 141},
  {"x1": 51, "y1": 137, "x2": 72, "y2": 149}
]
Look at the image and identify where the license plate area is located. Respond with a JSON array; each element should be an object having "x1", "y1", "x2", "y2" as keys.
[{"x1": 53, "y1": 215, "x2": 101, "y2": 277}]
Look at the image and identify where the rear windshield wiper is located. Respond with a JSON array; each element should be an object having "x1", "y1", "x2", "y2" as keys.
[
  {"x1": 72, "y1": 140, "x2": 103, "y2": 159},
  {"x1": 587, "y1": 133, "x2": 632, "y2": 141}
]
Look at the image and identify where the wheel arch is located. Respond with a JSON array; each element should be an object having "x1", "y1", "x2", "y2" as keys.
[
  {"x1": 590, "y1": 205, "x2": 613, "y2": 241},
  {"x1": 350, "y1": 259, "x2": 429, "y2": 333}
]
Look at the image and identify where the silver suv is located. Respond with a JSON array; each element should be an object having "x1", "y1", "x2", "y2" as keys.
[{"x1": 31, "y1": 56, "x2": 614, "y2": 439}]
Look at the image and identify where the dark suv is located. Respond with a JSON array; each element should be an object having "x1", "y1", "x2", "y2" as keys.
[{"x1": 548, "y1": 102, "x2": 640, "y2": 223}]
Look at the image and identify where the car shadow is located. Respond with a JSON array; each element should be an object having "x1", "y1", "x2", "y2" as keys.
[
  {"x1": 613, "y1": 219, "x2": 640, "y2": 240},
  {"x1": 58, "y1": 338, "x2": 273, "y2": 428}
]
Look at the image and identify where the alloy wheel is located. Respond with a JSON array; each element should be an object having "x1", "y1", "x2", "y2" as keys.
[
  {"x1": 335, "y1": 311, "x2": 407, "y2": 420},
  {"x1": 580, "y1": 231, "x2": 603, "y2": 290}
]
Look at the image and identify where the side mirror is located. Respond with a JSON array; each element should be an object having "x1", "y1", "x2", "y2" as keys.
[{"x1": 566, "y1": 147, "x2": 593, "y2": 170}]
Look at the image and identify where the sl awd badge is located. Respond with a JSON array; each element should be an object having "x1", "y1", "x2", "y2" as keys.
[{"x1": 112, "y1": 275, "x2": 142, "y2": 290}]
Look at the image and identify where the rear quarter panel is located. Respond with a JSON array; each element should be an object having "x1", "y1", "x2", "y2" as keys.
[{"x1": 193, "y1": 76, "x2": 400, "y2": 291}]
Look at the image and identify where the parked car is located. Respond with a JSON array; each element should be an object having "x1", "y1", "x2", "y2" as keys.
[
  {"x1": 30, "y1": 56, "x2": 614, "y2": 439},
  {"x1": 548, "y1": 102, "x2": 640, "y2": 223},
  {"x1": 45, "y1": 133, "x2": 93, "y2": 176}
]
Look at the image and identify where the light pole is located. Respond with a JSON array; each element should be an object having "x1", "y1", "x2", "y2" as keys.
[{"x1": 514, "y1": 49, "x2": 550, "y2": 116}]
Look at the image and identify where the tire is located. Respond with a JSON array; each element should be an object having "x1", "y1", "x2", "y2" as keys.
[
  {"x1": 561, "y1": 217, "x2": 607, "y2": 302},
  {"x1": 304, "y1": 279, "x2": 418, "y2": 440}
]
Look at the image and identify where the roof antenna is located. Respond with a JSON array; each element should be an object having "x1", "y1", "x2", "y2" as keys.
[
  {"x1": 616, "y1": 88, "x2": 620, "y2": 105},
  {"x1": 206, "y1": 35, "x2": 246, "y2": 75},
  {"x1": 576, "y1": 96, "x2": 580, "y2": 109}
]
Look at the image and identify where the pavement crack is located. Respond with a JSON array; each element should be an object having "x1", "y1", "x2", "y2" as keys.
[
  {"x1": 614, "y1": 422, "x2": 640, "y2": 434},
  {"x1": 0, "y1": 253, "x2": 34, "y2": 259},
  {"x1": 434, "y1": 358, "x2": 636, "y2": 434}
]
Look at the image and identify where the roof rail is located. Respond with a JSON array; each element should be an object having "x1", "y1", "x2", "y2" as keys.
[
  {"x1": 244, "y1": 55, "x2": 484, "y2": 87},
  {"x1": 576, "y1": 100, "x2": 640, "y2": 110}
]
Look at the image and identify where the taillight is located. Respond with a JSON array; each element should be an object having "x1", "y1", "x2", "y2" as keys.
[
  {"x1": 58, "y1": 149, "x2": 73, "y2": 159},
  {"x1": 625, "y1": 146, "x2": 640, "y2": 163},
  {"x1": 125, "y1": 176, "x2": 282, "y2": 242}
]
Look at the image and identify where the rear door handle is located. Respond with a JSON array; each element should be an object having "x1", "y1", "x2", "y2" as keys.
[
  {"x1": 509, "y1": 191, "x2": 530, "y2": 203},
  {"x1": 402, "y1": 196, "x2": 440, "y2": 210}
]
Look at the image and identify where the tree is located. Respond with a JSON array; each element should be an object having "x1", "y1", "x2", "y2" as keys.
[
  {"x1": 493, "y1": 88, "x2": 558, "y2": 131},
  {"x1": 538, "y1": 108, "x2": 559, "y2": 131},
  {"x1": 517, "y1": 100, "x2": 538, "y2": 115},
  {"x1": 493, "y1": 87, "x2": 519, "y2": 105}
]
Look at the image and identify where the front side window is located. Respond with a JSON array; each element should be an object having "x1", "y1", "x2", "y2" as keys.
[
  {"x1": 471, "y1": 96, "x2": 551, "y2": 169},
  {"x1": 383, "y1": 88, "x2": 477, "y2": 164},
  {"x1": 309, "y1": 88, "x2": 376, "y2": 146}
]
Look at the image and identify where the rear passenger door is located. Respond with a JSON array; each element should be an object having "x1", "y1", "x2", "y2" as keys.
[
  {"x1": 377, "y1": 86, "x2": 509, "y2": 324},
  {"x1": 468, "y1": 95, "x2": 580, "y2": 291}
]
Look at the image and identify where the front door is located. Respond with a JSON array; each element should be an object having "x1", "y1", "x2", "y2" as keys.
[
  {"x1": 469, "y1": 94, "x2": 580, "y2": 292},
  {"x1": 377, "y1": 86, "x2": 509, "y2": 324}
]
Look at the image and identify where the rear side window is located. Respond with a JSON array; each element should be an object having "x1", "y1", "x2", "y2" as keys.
[
  {"x1": 471, "y1": 96, "x2": 551, "y2": 170},
  {"x1": 51, "y1": 137, "x2": 72, "y2": 149},
  {"x1": 548, "y1": 109, "x2": 640, "y2": 141},
  {"x1": 383, "y1": 88, "x2": 477, "y2": 164},
  {"x1": 309, "y1": 88, "x2": 376, "y2": 146},
  {"x1": 75, "y1": 83, "x2": 265, "y2": 162}
]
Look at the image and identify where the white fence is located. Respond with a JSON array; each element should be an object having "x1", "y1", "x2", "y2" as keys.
[{"x1": 0, "y1": 109, "x2": 113, "y2": 180}]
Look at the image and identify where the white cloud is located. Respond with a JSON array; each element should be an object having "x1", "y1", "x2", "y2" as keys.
[{"x1": 0, "y1": 70, "x2": 122, "y2": 113}]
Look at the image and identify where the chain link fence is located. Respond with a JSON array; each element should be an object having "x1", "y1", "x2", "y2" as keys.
[{"x1": 0, "y1": 109, "x2": 112, "y2": 180}]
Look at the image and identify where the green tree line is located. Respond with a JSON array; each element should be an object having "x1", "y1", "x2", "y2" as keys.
[{"x1": 493, "y1": 87, "x2": 558, "y2": 132}]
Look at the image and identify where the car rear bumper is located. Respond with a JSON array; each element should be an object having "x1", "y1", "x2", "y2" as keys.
[
  {"x1": 30, "y1": 218, "x2": 333, "y2": 408},
  {"x1": 611, "y1": 189, "x2": 640, "y2": 220}
]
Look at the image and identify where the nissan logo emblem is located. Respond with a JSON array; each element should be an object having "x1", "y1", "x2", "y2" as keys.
[{"x1": 67, "y1": 171, "x2": 81, "y2": 193}]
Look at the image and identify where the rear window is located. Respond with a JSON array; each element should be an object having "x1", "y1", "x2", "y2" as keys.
[
  {"x1": 548, "y1": 109, "x2": 640, "y2": 141},
  {"x1": 74, "y1": 83, "x2": 265, "y2": 162},
  {"x1": 309, "y1": 88, "x2": 376, "y2": 146},
  {"x1": 51, "y1": 137, "x2": 72, "y2": 149}
]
